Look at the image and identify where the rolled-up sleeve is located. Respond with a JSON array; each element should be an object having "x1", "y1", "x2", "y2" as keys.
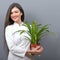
[{"x1": 5, "y1": 26, "x2": 30, "y2": 57}]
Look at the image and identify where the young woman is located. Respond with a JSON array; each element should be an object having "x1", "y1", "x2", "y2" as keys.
[{"x1": 4, "y1": 3, "x2": 44, "y2": 60}]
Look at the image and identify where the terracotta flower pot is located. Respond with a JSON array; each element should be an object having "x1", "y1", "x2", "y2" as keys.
[{"x1": 30, "y1": 43, "x2": 40, "y2": 50}]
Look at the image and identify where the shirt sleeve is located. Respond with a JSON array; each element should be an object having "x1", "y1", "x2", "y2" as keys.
[{"x1": 5, "y1": 26, "x2": 30, "y2": 57}]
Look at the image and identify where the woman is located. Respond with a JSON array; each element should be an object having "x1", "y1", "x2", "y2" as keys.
[{"x1": 4, "y1": 3, "x2": 44, "y2": 60}]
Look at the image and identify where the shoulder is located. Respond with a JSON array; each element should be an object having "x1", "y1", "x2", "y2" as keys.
[
  {"x1": 5, "y1": 25, "x2": 13, "y2": 31},
  {"x1": 22, "y1": 23, "x2": 31, "y2": 30},
  {"x1": 21, "y1": 25, "x2": 28, "y2": 31},
  {"x1": 20, "y1": 23, "x2": 28, "y2": 30}
]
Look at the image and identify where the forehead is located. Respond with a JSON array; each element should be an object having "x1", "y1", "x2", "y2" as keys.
[{"x1": 11, "y1": 7, "x2": 20, "y2": 12}]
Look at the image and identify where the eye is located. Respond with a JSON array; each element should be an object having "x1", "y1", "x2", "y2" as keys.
[{"x1": 15, "y1": 11, "x2": 18, "y2": 13}]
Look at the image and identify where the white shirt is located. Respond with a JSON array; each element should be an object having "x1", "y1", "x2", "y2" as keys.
[{"x1": 5, "y1": 22, "x2": 33, "y2": 60}]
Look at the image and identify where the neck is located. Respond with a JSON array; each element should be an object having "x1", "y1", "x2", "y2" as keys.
[{"x1": 15, "y1": 19, "x2": 22, "y2": 25}]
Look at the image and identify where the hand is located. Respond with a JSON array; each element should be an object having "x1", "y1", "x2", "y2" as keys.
[
  {"x1": 30, "y1": 45, "x2": 44, "y2": 55},
  {"x1": 35, "y1": 45, "x2": 44, "y2": 55},
  {"x1": 27, "y1": 45, "x2": 44, "y2": 55}
]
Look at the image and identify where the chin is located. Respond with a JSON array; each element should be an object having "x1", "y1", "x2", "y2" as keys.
[{"x1": 13, "y1": 19, "x2": 18, "y2": 22}]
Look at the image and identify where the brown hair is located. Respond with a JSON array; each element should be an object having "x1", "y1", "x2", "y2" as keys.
[
  {"x1": 4, "y1": 3, "x2": 25, "y2": 53},
  {"x1": 5, "y1": 3, "x2": 24, "y2": 28}
]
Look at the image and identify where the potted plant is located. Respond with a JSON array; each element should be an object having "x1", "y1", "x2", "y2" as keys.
[
  {"x1": 24, "y1": 21, "x2": 49, "y2": 49},
  {"x1": 13, "y1": 20, "x2": 49, "y2": 49}
]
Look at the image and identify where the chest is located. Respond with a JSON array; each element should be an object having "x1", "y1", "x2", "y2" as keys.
[{"x1": 11, "y1": 25, "x2": 29, "y2": 45}]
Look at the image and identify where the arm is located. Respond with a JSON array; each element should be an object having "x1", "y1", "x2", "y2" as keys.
[
  {"x1": 5, "y1": 27, "x2": 30, "y2": 57},
  {"x1": 27, "y1": 45, "x2": 44, "y2": 55}
]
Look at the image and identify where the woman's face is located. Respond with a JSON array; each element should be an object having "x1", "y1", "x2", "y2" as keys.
[{"x1": 10, "y1": 7, "x2": 22, "y2": 23}]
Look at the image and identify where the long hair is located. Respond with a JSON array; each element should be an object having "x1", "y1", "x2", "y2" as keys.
[
  {"x1": 5, "y1": 2, "x2": 24, "y2": 28},
  {"x1": 4, "y1": 3, "x2": 25, "y2": 54}
]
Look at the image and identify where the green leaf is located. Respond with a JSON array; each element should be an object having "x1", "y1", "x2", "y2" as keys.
[{"x1": 13, "y1": 20, "x2": 51, "y2": 44}]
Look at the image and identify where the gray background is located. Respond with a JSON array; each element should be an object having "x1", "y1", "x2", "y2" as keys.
[{"x1": 0, "y1": 0, "x2": 60, "y2": 60}]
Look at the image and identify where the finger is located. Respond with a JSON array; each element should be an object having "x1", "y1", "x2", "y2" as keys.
[
  {"x1": 36, "y1": 46, "x2": 44, "y2": 53},
  {"x1": 36, "y1": 46, "x2": 41, "y2": 50}
]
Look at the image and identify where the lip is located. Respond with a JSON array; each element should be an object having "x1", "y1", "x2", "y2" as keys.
[{"x1": 12, "y1": 16, "x2": 18, "y2": 19}]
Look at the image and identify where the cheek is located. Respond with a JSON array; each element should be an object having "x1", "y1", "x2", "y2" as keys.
[
  {"x1": 10, "y1": 14, "x2": 13, "y2": 18},
  {"x1": 15, "y1": 14, "x2": 21, "y2": 19},
  {"x1": 18, "y1": 12, "x2": 22, "y2": 17},
  {"x1": 10, "y1": 12, "x2": 22, "y2": 19}
]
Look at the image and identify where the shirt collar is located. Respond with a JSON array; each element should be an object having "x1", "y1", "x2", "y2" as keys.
[{"x1": 14, "y1": 22, "x2": 24, "y2": 26}]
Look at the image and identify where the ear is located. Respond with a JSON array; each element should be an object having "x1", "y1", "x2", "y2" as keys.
[{"x1": 21, "y1": 12, "x2": 23, "y2": 16}]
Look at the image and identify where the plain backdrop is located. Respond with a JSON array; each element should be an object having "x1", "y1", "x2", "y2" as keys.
[{"x1": 0, "y1": 0, "x2": 60, "y2": 60}]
